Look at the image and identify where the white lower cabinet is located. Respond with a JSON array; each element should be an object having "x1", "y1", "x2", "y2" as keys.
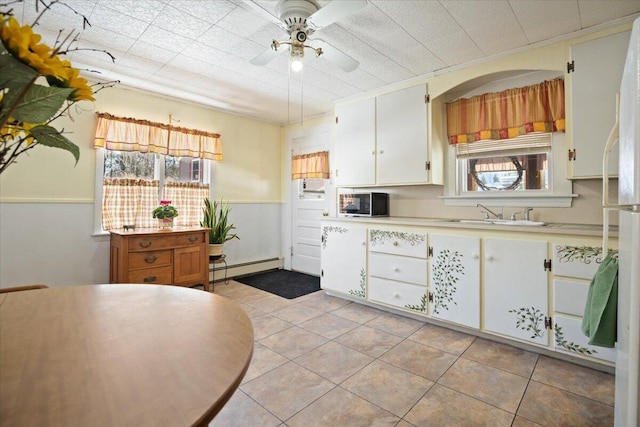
[
  {"x1": 321, "y1": 222, "x2": 367, "y2": 298},
  {"x1": 369, "y1": 277, "x2": 427, "y2": 310},
  {"x1": 484, "y1": 238, "x2": 550, "y2": 346},
  {"x1": 551, "y1": 242, "x2": 617, "y2": 363},
  {"x1": 429, "y1": 234, "x2": 481, "y2": 329}
]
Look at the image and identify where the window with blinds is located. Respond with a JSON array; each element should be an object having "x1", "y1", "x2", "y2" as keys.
[{"x1": 456, "y1": 133, "x2": 552, "y2": 193}]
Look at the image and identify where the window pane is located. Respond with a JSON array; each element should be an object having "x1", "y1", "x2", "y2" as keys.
[
  {"x1": 465, "y1": 154, "x2": 549, "y2": 192},
  {"x1": 165, "y1": 156, "x2": 204, "y2": 183},
  {"x1": 298, "y1": 178, "x2": 325, "y2": 200},
  {"x1": 104, "y1": 150, "x2": 155, "y2": 179}
]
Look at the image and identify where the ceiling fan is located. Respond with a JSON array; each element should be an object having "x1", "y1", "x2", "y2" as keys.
[{"x1": 245, "y1": 0, "x2": 367, "y2": 73}]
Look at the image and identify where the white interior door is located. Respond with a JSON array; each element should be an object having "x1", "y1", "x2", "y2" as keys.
[{"x1": 291, "y1": 133, "x2": 331, "y2": 276}]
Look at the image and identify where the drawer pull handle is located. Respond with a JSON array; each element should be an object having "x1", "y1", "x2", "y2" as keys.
[
  {"x1": 393, "y1": 241, "x2": 399, "y2": 247},
  {"x1": 139, "y1": 240, "x2": 152, "y2": 248},
  {"x1": 472, "y1": 253, "x2": 480, "y2": 260},
  {"x1": 145, "y1": 255, "x2": 157, "y2": 264},
  {"x1": 143, "y1": 276, "x2": 157, "y2": 283},
  {"x1": 486, "y1": 255, "x2": 494, "y2": 262},
  {"x1": 393, "y1": 292, "x2": 400, "y2": 298},
  {"x1": 393, "y1": 267, "x2": 399, "y2": 272},
  {"x1": 188, "y1": 236, "x2": 198, "y2": 243}
]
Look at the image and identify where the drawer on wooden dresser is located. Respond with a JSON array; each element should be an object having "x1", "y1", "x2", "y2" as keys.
[
  {"x1": 368, "y1": 229, "x2": 427, "y2": 258},
  {"x1": 128, "y1": 250, "x2": 172, "y2": 270},
  {"x1": 369, "y1": 277, "x2": 427, "y2": 310},
  {"x1": 128, "y1": 233, "x2": 205, "y2": 252},
  {"x1": 369, "y1": 252, "x2": 427, "y2": 285},
  {"x1": 128, "y1": 266, "x2": 173, "y2": 284}
]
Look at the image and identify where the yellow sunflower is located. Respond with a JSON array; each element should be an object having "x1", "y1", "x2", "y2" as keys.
[
  {"x1": 47, "y1": 60, "x2": 95, "y2": 101},
  {"x1": 0, "y1": 15, "x2": 68, "y2": 80}
]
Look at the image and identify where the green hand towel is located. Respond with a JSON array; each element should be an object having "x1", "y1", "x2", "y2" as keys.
[{"x1": 581, "y1": 254, "x2": 619, "y2": 348}]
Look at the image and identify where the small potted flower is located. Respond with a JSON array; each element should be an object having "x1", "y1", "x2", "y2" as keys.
[{"x1": 153, "y1": 200, "x2": 178, "y2": 229}]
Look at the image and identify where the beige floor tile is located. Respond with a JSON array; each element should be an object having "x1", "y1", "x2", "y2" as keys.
[
  {"x1": 341, "y1": 360, "x2": 434, "y2": 417},
  {"x1": 258, "y1": 326, "x2": 328, "y2": 359},
  {"x1": 394, "y1": 421, "x2": 416, "y2": 427},
  {"x1": 365, "y1": 312, "x2": 424, "y2": 337},
  {"x1": 209, "y1": 390, "x2": 280, "y2": 427},
  {"x1": 462, "y1": 338, "x2": 539, "y2": 378},
  {"x1": 511, "y1": 416, "x2": 544, "y2": 426},
  {"x1": 531, "y1": 355, "x2": 615, "y2": 405},
  {"x1": 223, "y1": 286, "x2": 270, "y2": 302},
  {"x1": 286, "y1": 386, "x2": 399, "y2": 427},
  {"x1": 247, "y1": 294, "x2": 296, "y2": 313},
  {"x1": 236, "y1": 303, "x2": 266, "y2": 320},
  {"x1": 298, "y1": 312, "x2": 360, "y2": 339},
  {"x1": 294, "y1": 341, "x2": 374, "y2": 384},
  {"x1": 334, "y1": 325, "x2": 404, "y2": 358},
  {"x1": 517, "y1": 380, "x2": 614, "y2": 426},
  {"x1": 298, "y1": 292, "x2": 352, "y2": 312},
  {"x1": 271, "y1": 303, "x2": 324, "y2": 325},
  {"x1": 403, "y1": 384, "x2": 514, "y2": 427},
  {"x1": 331, "y1": 303, "x2": 384, "y2": 323},
  {"x1": 438, "y1": 357, "x2": 528, "y2": 413},
  {"x1": 240, "y1": 362, "x2": 335, "y2": 421},
  {"x1": 212, "y1": 280, "x2": 249, "y2": 296},
  {"x1": 408, "y1": 323, "x2": 475, "y2": 355},
  {"x1": 241, "y1": 343, "x2": 289, "y2": 384},
  {"x1": 380, "y1": 339, "x2": 457, "y2": 381},
  {"x1": 251, "y1": 314, "x2": 293, "y2": 340}
]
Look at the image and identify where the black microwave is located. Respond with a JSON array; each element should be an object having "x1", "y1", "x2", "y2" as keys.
[{"x1": 338, "y1": 192, "x2": 389, "y2": 217}]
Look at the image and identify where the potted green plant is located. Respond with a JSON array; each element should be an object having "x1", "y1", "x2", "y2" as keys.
[
  {"x1": 152, "y1": 200, "x2": 178, "y2": 229},
  {"x1": 201, "y1": 198, "x2": 239, "y2": 256}
]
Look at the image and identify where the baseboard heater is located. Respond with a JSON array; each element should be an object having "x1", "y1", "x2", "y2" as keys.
[{"x1": 209, "y1": 257, "x2": 283, "y2": 282}]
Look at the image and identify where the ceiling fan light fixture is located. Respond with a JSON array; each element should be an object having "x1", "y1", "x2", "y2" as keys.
[{"x1": 291, "y1": 55, "x2": 304, "y2": 72}]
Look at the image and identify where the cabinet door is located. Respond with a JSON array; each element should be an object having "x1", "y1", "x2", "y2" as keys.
[
  {"x1": 321, "y1": 223, "x2": 367, "y2": 297},
  {"x1": 376, "y1": 84, "x2": 429, "y2": 185},
  {"x1": 335, "y1": 99, "x2": 376, "y2": 186},
  {"x1": 484, "y1": 238, "x2": 549, "y2": 346},
  {"x1": 174, "y1": 245, "x2": 206, "y2": 284},
  {"x1": 552, "y1": 243, "x2": 603, "y2": 280},
  {"x1": 429, "y1": 234, "x2": 481, "y2": 329},
  {"x1": 569, "y1": 30, "x2": 630, "y2": 178}
]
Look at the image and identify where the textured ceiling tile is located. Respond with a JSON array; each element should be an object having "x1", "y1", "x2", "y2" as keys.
[
  {"x1": 170, "y1": 0, "x2": 237, "y2": 25},
  {"x1": 97, "y1": 0, "x2": 166, "y2": 23},
  {"x1": 138, "y1": 25, "x2": 194, "y2": 52},
  {"x1": 89, "y1": 4, "x2": 150, "y2": 39},
  {"x1": 216, "y1": 4, "x2": 283, "y2": 45},
  {"x1": 578, "y1": 0, "x2": 640, "y2": 28},
  {"x1": 115, "y1": 53, "x2": 165, "y2": 73},
  {"x1": 441, "y1": 0, "x2": 528, "y2": 56},
  {"x1": 510, "y1": 0, "x2": 581, "y2": 43},
  {"x1": 425, "y1": 31, "x2": 484, "y2": 67},
  {"x1": 127, "y1": 40, "x2": 179, "y2": 63},
  {"x1": 151, "y1": 6, "x2": 213, "y2": 39},
  {"x1": 199, "y1": 26, "x2": 266, "y2": 59},
  {"x1": 78, "y1": 27, "x2": 137, "y2": 53}
]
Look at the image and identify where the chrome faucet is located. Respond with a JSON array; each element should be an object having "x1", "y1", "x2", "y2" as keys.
[
  {"x1": 524, "y1": 207, "x2": 534, "y2": 221},
  {"x1": 477, "y1": 204, "x2": 503, "y2": 219}
]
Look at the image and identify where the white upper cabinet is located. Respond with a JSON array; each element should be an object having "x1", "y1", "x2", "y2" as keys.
[
  {"x1": 568, "y1": 30, "x2": 630, "y2": 178},
  {"x1": 335, "y1": 84, "x2": 440, "y2": 187},
  {"x1": 335, "y1": 98, "x2": 376, "y2": 186},
  {"x1": 376, "y1": 85, "x2": 430, "y2": 185}
]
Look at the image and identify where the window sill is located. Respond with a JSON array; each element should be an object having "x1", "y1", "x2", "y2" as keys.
[{"x1": 440, "y1": 194, "x2": 578, "y2": 208}]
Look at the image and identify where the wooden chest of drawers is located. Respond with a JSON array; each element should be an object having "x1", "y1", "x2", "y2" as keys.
[{"x1": 109, "y1": 227, "x2": 210, "y2": 291}]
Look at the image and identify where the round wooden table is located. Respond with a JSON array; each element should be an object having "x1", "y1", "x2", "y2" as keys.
[{"x1": 0, "y1": 285, "x2": 254, "y2": 426}]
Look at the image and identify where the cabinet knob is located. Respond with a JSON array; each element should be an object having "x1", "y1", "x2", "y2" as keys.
[
  {"x1": 145, "y1": 255, "x2": 157, "y2": 264},
  {"x1": 393, "y1": 267, "x2": 399, "y2": 272},
  {"x1": 379, "y1": 150, "x2": 384, "y2": 154},
  {"x1": 361, "y1": 241, "x2": 366, "y2": 246},
  {"x1": 393, "y1": 241, "x2": 399, "y2": 247},
  {"x1": 393, "y1": 292, "x2": 400, "y2": 298},
  {"x1": 139, "y1": 240, "x2": 152, "y2": 248},
  {"x1": 371, "y1": 150, "x2": 375, "y2": 155},
  {"x1": 472, "y1": 253, "x2": 480, "y2": 260},
  {"x1": 486, "y1": 255, "x2": 494, "y2": 262}
]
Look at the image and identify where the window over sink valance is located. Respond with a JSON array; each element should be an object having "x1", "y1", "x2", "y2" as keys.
[
  {"x1": 291, "y1": 151, "x2": 330, "y2": 180},
  {"x1": 94, "y1": 113, "x2": 222, "y2": 160},
  {"x1": 446, "y1": 78, "x2": 565, "y2": 145}
]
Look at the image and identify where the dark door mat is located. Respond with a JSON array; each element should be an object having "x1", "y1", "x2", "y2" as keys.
[{"x1": 235, "y1": 269, "x2": 321, "y2": 299}]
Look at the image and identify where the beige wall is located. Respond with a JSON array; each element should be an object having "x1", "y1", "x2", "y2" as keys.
[{"x1": 0, "y1": 85, "x2": 282, "y2": 203}]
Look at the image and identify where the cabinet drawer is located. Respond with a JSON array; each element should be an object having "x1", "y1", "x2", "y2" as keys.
[
  {"x1": 128, "y1": 250, "x2": 172, "y2": 270},
  {"x1": 369, "y1": 252, "x2": 427, "y2": 285},
  {"x1": 369, "y1": 229, "x2": 427, "y2": 258},
  {"x1": 127, "y1": 266, "x2": 173, "y2": 284},
  {"x1": 553, "y1": 243, "x2": 603, "y2": 280},
  {"x1": 128, "y1": 233, "x2": 205, "y2": 252},
  {"x1": 553, "y1": 279, "x2": 589, "y2": 316},
  {"x1": 369, "y1": 277, "x2": 427, "y2": 311}
]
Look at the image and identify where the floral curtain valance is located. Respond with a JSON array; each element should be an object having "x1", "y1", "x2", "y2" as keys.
[
  {"x1": 446, "y1": 78, "x2": 565, "y2": 145},
  {"x1": 291, "y1": 151, "x2": 330, "y2": 180},
  {"x1": 94, "y1": 113, "x2": 222, "y2": 160}
]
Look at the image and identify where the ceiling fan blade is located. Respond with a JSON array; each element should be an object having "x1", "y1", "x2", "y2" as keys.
[
  {"x1": 250, "y1": 43, "x2": 289, "y2": 66},
  {"x1": 308, "y1": 0, "x2": 367, "y2": 30},
  {"x1": 242, "y1": 0, "x2": 287, "y2": 30},
  {"x1": 314, "y1": 40, "x2": 359, "y2": 72}
]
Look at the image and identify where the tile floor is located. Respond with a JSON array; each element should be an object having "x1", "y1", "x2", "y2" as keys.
[{"x1": 209, "y1": 280, "x2": 615, "y2": 427}]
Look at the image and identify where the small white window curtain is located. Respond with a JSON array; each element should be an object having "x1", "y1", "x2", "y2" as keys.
[
  {"x1": 94, "y1": 113, "x2": 222, "y2": 160},
  {"x1": 291, "y1": 151, "x2": 330, "y2": 180},
  {"x1": 163, "y1": 182, "x2": 210, "y2": 227}
]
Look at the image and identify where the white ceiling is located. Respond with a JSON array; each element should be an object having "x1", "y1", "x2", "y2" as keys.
[{"x1": 14, "y1": 0, "x2": 640, "y2": 125}]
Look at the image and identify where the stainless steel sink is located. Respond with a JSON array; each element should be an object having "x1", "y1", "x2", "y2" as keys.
[{"x1": 447, "y1": 219, "x2": 546, "y2": 226}]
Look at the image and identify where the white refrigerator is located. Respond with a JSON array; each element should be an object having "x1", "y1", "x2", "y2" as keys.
[{"x1": 614, "y1": 16, "x2": 640, "y2": 427}]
